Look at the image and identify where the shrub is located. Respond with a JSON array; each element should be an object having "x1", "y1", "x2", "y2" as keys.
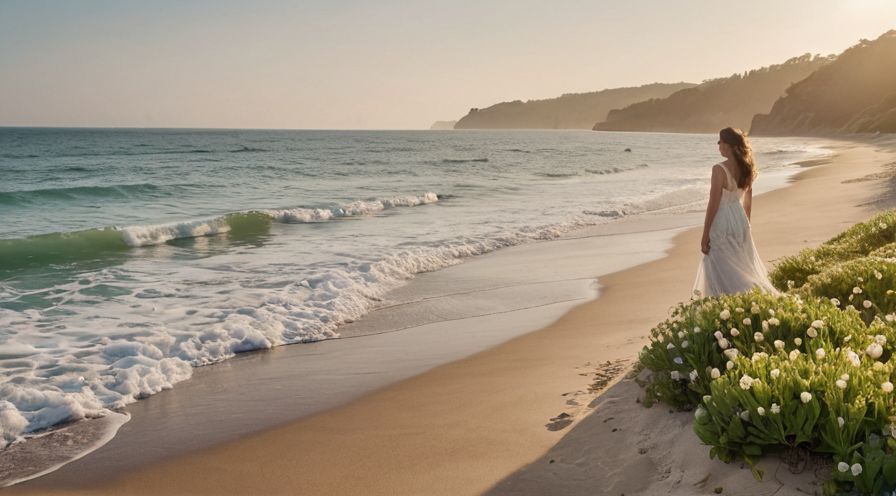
[
  {"x1": 800, "y1": 257, "x2": 896, "y2": 325},
  {"x1": 640, "y1": 293, "x2": 896, "y2": 494},
  {"x1": 770, "y1": 210, "x2": 896, "y2": 290},
  {"x1": 871, "y1": 242, "x2": 896, "y2": 260},
  {"x1": 638, "y1": 290, "x2": 865, "y2": 409}
]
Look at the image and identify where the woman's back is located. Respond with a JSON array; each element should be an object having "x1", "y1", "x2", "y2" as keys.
[{"x1": 694, "y1": 130, "x2": 777, "y2": 298}]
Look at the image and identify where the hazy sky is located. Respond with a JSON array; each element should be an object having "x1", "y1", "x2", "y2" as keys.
[{"x1": 1, "y1": 0, "x2": 895, "y2": 129}]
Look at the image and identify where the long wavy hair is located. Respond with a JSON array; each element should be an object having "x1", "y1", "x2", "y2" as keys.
[{"x1": 719, "y1": 127, "x2": 756, "y2": 189}]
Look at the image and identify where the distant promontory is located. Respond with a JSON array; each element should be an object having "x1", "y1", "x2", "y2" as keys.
[
  {"x1": 453, "y1": 83, "x2": 694, "y2": 130},
  {"x1": 430, "y1": 121, "x2": 457, "y2": 130},
  {"x1": 593, "y1": 54, "x2": 832, "y2": 133}
]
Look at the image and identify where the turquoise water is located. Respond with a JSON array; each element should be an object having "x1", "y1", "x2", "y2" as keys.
[{"x1": 0, "y1": 128, "x2": 831, "y2": 448}]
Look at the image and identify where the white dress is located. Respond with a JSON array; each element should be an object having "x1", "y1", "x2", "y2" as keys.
[{"x1": 693, "y1": 164, "x2": 778, "y2": 298}]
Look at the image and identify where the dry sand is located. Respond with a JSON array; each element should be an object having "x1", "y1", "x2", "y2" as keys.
[{"x1": 10, "y1": 136, "x2": 896, "y2": 496}]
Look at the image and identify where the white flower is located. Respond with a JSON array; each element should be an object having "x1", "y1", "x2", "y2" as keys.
[
  {"x1": 838, "y1": 462, "x2": 849, "y2": 473},
  {"x1": 730, "y1": 329, "x2": 740, "y2": 337},
  {"x1": 790, "y1": 350, "x2": 800, "y2": 361},
  {"x1": 768, "y1": 318, "x2": 780, "y2": 326},
  {"x1": 689, "y1": 370, "x2": 699, "y2": 382},
  {"x1": 673, "y1": 357, "x2": 684, "y2": 365},
  {"x1": 847, "y1": 350, "x2": 861, "y2": 367},
  {"x1": 841, "y1": 373, "x2": 850, "y2": 381},
  {"x1": 831, "y1": 298, "x2": 841, "y2": 307},
  {"x1": 852, "y1": 463, "x2": 863, "y2": 476},
  {"x1": 714, "y1": 330, "x2": 723, "y2": 340},
  {"x1": 876, "y1": 334, "x2": 887, "y2": 345},
  {"x1": 739, "y1": 375, "x2": 754, "y2": 390},
  {"x1": 768, "y1": 309, "x2": 776, "y2": 317},
  {"x1": 678, "y1": 331, "x2": 686, "y2": 339},
  {"x1": 816, "y1": 348, "x2": 826, "y2": 360},
  {"x1": 838, "y1": 416, "x2": 845, "y2": 428},
  {"x1": 717, "y1": 338, "x2": 730, "y2": 350},
  {"x1": 853, "y1": 286, "x2": 863, "y2": 294},
  {"x1": 753, "y1": 332, "x2": 764, "y2": 343},
  {"x1": 875, "y1": 361, "x2": 886, "y2": 372},
  {"x1": 864, "y1": 300, "x2": 873, "y2": 309},
  {"x1": 724, "y1": 349, "x2": 739, "y2": 360},
  {"x1": 867, "y1": 343, "x2": 884, "y2": 359},
  {"x1": 884, "y1": 381, "x2": 894, "y2": 393},
  {"x1": 693, "y1": 326, "x2": 701, "y2": 333},
  {"x1": 811, "y1": 320, "x2": 824, "y2": 329},
  {"x1": 807, "y1": 327, "x2": 818, "y2": 338},
  {"x1": 735, "y1": 307, "x2": 744, "y2": 314},
  {"x1": 726, "y1": 360, "x2": 734, "y2": 370},
  {"x1": 800, "y1": 392, "x2": 812, "y2": 404},
  {"x1": 836, "y1": 379, "x2": 847, "y2": 389},
  {"x1": 710, "y1": 368, "x2": 721, "y2": 379},
  {"x1": 774, "y1": 340, "x2": 785, "y2": 350},
  {"x1": 888, "y1": 314, "x2": 896, "y2": 323},
  {"x1": 694, "y1": 406, "x2": 707, "y2": 420},
  {"x1": 670, "y1": 371, "x2": 681, "y2": 380},
  {"x1": 742, "y1": 318, "x2": 751, "y2": 326},
  {"x1": 794, "y1": 337, "x2": 802, "y2": 346},
  {"x1": 751, "y1": 305, "x2": 760, "y2": 315},
  {"x1": 681, "y1": 340, "x2": 689, "y2": 349},
  {"x1": 761, "y1": 320, "x2": 769, "y2": 332},
  {"x1": 720, "y1": 309, "x2": 730, "y2": 320},
  {"x1": 882, "y1": 222, "x2": 888, "y2": 229},
  {"x1": 751, "y1": 352, "x2": 767, "y2": 362},
  {"x1": 757, "y1": 406, "x2": 765, "y2": 416},
  {"x1": 739, "y1": 410, "x2": 750, "y2": 421},
  {"x1": 770, "y1": 368, "x2": 781, "y2": 379},
  {"x1": 666, "y1": 342, "x2": 675, "y2": 349},
  {"x1": 770, "y1": 403, "x2": 780, "y2": 414},
  {"x1": 875, "y1": 270, "x2": 883, "y2": 280}
]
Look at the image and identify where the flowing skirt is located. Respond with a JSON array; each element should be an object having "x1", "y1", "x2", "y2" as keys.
[{"x1": 693, "y1": 200, "x2": 778, "y2": 298}]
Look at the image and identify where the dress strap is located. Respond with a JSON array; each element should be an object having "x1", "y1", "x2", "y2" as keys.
[{"x1": 715, "y1": 163, "x2": 736, "y2": 191}]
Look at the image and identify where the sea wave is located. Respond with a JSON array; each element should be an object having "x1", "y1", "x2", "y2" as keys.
[
  {"x1": 0, "y1": 184, "x2": 169, "y2": 205},
  {"x1": 585, "y1": 163, "x2": 649, "y2": 175},
  {"x1": 0, "y1": 209, "x2": 603, "y2": 452},
  {"x1": 0, "y1": 193, "x2": 440, "y2": 270},
  {"x1": 440, "y1": 158, "x2": 489, "y2": 163}
]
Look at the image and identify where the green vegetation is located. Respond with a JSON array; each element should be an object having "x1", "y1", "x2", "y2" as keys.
[{"x1": 769, "y1": 209, "x2": 896, "y2": 290}]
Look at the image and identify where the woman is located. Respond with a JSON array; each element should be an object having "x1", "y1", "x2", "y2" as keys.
[{"x1": 693, "y1": 127, "x2": 777, "y2": 297}]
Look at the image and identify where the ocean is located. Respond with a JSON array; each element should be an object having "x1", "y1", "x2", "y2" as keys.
[{"x1": 0, "y1": 128, "x2": 830, "y2": 469}]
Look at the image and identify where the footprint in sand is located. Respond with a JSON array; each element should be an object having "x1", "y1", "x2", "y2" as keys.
[{"x1": 546, "y1": 412, "x2": 573, "y2": 431}]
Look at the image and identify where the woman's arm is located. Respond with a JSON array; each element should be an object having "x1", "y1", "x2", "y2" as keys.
[
  {"x1": 701, "y1": 165, "x2": 725, "y2": 254},
  {"x1": 744, "y1": 185, "x2": 753, "y2": 221}
]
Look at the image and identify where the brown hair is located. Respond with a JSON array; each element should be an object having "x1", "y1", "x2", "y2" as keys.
[{"x1": 719, "y1": 127, "x2": 756, "y2": 189}]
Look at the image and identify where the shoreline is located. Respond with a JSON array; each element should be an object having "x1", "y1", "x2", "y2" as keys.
[{"x1": 8, "y1": 135, "x2": 896, "y2": 495}]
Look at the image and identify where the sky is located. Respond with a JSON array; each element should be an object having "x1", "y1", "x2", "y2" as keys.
[{"x1": 1, "y1": 0, "x2": 895, "y2": 129}]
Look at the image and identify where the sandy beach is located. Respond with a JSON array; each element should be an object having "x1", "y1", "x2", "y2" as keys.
[{"x1": 8, "y1": 135, "x2": 896, "y2": 496}]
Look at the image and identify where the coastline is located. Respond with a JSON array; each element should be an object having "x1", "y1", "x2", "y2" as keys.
[{"x1": 8, "y1": 135, "x2": 896, "y2": 495}]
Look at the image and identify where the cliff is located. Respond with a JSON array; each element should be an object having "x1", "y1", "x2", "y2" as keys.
[
  {"x1": 453, "y1": 83, "x2": 694, "y2": 130},
  {"x1": 593, "y1": 54, "x2": 833, "y2": 133},
  {"x1": 751, "y1": 30, "x2": 896, "y2": 135}
]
